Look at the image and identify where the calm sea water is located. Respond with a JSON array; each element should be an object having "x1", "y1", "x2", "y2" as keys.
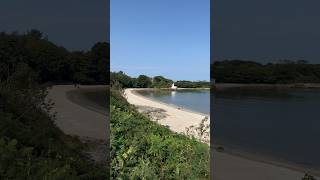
[
  {"x1": 137, "y1": 89, "x2": 210, "y2": 114},
  {"x1": 212, "y1": 89, "x2": 320, "y2": 168}
]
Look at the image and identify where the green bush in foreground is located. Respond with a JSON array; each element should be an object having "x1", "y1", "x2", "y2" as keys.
[
  {"x1": 302, "y1": 173, "x2": 317, "y2": 180},
  {"x1": 110, "y1": 90, "x2": 210, "y2": 179},
  {"x1": 0, "y1": 63, "x2": 107, "y2": 179}
]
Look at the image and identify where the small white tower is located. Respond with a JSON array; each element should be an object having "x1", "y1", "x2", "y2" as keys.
[{"x1": 171, "y1": 83, "x2": 177, "y2": 90}]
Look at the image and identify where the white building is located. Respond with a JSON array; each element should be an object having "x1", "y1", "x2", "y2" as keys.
[{"x1": 171, "y1": 83, "x2": 177, "y2": 90}]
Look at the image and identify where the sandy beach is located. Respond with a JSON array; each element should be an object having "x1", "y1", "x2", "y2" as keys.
[
  {"x1": 213, "y1": 150, "x2": 309, "y2": 180},
  {"x1": 47, "y1": 85, "x2": 108, "y2": 140},
  {"x1": 124, "y1": 88, "x2": 319, "y2": 180},
  {"x1": 124, "y1": 88, "x2": 210, "y2": 135},
  {"x1": 47, "y1": 85, "x2": 109, "y2": 164}
]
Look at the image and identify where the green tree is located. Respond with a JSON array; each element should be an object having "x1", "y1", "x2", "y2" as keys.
[
  {"x1": 152, "y1": 76, "x2": 173, "y2": 88},
  {"x1": 90, "y1": 42, "x2": 109, "y2": 83},
  {"x1": 137, "y1": 75, "x2": 152, "y2": 88}
]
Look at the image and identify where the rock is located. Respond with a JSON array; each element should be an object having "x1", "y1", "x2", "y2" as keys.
[{"x1": 136, "y1": 105, "x2": 167, "y2": 121}]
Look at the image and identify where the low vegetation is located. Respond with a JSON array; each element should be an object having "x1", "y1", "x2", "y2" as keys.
[
  {"x1": 302, "y1": 173, "x2": 317, "y2": 180},
  {"x1": 0, "y1": 30, "x2": 108, "y2": 179},
  {"x1": 110, "y1": 89, "x2": 210, "y2": 179},
  {"x1": 185, "y1": 117, "x2": 210, "y2": 144},
  {"x1": 0, "y1": 64, "x2": 107, "y2": 179}
]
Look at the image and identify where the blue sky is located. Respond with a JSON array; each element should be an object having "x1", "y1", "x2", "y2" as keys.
[{"x1": 111, "y1": 0, "x2": 210, "y2": 81}]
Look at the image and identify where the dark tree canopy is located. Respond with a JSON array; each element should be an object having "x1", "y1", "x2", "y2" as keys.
[
  {"x1": 110, "y1": 71, "x2": 210, "y2": 88},
  {"x1": 212, "y1": 60, "x2": 320, "y2": 84},
  {"x1": 0, "y1": 30, "x2": 109, "y2": 179},
  {"x1": 0, "y1": 30, "x2": 109, "y2": 85},
  {"x1": 137, "y1": 75, "x2": 152, "y2": 88}
]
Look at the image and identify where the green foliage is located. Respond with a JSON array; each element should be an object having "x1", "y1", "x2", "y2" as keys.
[
  {"x1": 111, "y1": 71, "x2": 208, "y2": 89},
  {"x1": 302, "y1": 173, "x2": 317, "y2": 180},
  {"x1": 0, "y1": 30, "x2": 109, "y2": 85},
  {"x1": 212, "y1": 60, "x2": 320, "y2": 84},
  {"x1": 185, "y1": 117, "x2": 210, "y2": 144},
  {"x1": 90, "y1": 42, "x2": 110, "y2": 83},
  {"x1": 137, "y1": 75, "x2": 152, "y2": 88},
  {"x1": 152, "y1": 76, "x2": 173, "y2": 88},
  {"x1": 0, "y1": 136, "x2": 107, "y2": 179},
  {"x1": 0, "y1": 40, "x2": 107, "y2": 178},
  {"x1": 110, "y1": 71, "x2": 136, "y2": 88},
  {"x1": 110, "y1": 90, "x2": 209, "y2": 179},
  {"x1": 175, "y1": 80, "x2": 210, "y2": 88}
]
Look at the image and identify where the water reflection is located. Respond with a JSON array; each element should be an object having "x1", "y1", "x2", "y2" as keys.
[
  {"x1": 138, "y1": 89, "x2": 210, "y2": 114},
  {"x1": 212, "y1": 88, "x2": 320, "y2": 168}
]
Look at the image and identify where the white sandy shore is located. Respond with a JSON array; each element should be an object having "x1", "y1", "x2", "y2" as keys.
[
  {"x1": 124, "y1": 88, "x2": 318, "y2": 180},
  {"x1": 124, "y1": 88, "x2": 210, "y2": 135},
  {"x1": 47, "y1": 85, "x2": 108, "y2": 140}
]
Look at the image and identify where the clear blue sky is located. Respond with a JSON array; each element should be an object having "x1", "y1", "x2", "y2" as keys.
[{"x1": 111, "y1": 0, "x2": 210, "y2": 81}]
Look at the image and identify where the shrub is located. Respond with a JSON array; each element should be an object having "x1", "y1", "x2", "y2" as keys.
[{"x1": 110, "y1": 90, "x2": 210, "y2": 179}]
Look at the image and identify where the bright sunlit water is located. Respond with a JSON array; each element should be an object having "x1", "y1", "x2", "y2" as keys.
[{"x1": 137, "y1": 89, "x2": 210, "y2": 115}]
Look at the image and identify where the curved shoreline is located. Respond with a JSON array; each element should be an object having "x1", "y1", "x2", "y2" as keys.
[
  {"x1": 125, "y1": 88, "x2": 320, "y2": 179},
  {"x1": 213, "y1": 143, "x2": 320, "y2": 178},
  {"x1": 124, "y1": 88, "x2": 210, "y2": 136},
  {"x1": 132, "y1": 88, "x2": 210, "y2": 116},
  {"x1": 66, "y1": 87, "x2": 107, "y2": 116},
  {"x1": 47, "y1": 85, "x2": 108, "y2": 140}
]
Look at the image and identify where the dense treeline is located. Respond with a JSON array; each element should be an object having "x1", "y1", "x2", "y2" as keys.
[
  {"x1": 0, "y1": 30, "x2": 108, "y2": 179},
  {"x1": 110, "y1": 89, "x2": 209, "y2": 179},
  {"x1": 175, "y1": 80, "x2": 210, "y2": 88},
  {"x1": 212, "y1": 60, "x2": 320, "y2": 84},
  {"x1": 110, "y1": 71, "x2": 210, "y2": 88},
  {"x1": 0, "y1": 30, "x2": 109, "y2": 84}
]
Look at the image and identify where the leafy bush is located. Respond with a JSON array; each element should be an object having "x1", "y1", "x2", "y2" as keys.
[
  {"x1": 302, "y1": 173, "x2": 317, "y2": 180},
  {"x1": 110, "y1": 90, "x2": 210, "y2": 179},
  {"x1": 0, "y1": 30, "x2": 109, "y2": 85},
  {"x1": 0, "y1": 63, "x2": 107, "y2": 179}
]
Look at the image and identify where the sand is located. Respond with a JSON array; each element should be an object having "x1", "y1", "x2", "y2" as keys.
[
  {"x1": 124, "y1": 88, "x2": 210, "y2": 135},
  {"x1": 124, "y1": 88, "x2": 319, "y2": 180},
  {"x1": 47, "y1": 85, "x2": 108, "y2": 140},
  {"x1": 213, "y1": 150, "x2": 308, "y2": 180},
  {"x1": 47, "y1": 86, "x2": 318, "y2": 179}
]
